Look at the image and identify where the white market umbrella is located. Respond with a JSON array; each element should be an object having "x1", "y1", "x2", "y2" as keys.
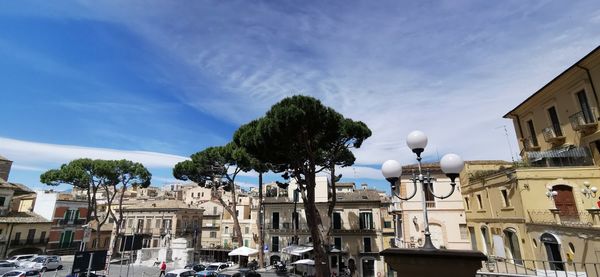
[
  {"x1": 228, "y1": 246, "x2": 259, "y2": 256},
  {"x1": 292, "y1": 259, "x2": 315, "y2": 266}
]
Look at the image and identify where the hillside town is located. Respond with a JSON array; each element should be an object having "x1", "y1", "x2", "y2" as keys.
[{"x1": 1, "y1": 45, "x2": 600, "y2": 276}]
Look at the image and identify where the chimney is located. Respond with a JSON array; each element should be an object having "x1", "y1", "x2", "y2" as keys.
[{"x1": 361, "y1": 183, "x2": 368, "y2": 190}]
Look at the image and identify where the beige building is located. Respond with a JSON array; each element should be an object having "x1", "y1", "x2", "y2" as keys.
[
  {"x1": 462, "y1": 45, "x2": 600, "y2": 273},
  {"x1": 394, "y1": 163, "x2": 470, "y2": 250},
  {"x1": 116, "y1": 199, "x2": 204, "y2": 261},
  {"x1": 262, "y1": 177, "x2": 392, "y2": 277}
]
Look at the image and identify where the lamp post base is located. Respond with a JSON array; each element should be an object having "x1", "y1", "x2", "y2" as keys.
[{"x1": 381, "y1": 248, "x2": 486, "y2": 277}]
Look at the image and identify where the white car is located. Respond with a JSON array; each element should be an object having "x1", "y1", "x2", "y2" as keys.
[
  {"x1": 0, "y1": 261, "x2": 18, "y2": 275},
  {"x1": 165, "y1": 269, "x2": 196, "y2": 277},
  {"x1": 1, "y1": 269, "x2": 41, "y2": 276},
  {"x1": 5, "y1": 255, "x2": 36, "y2": 268},
  {"x1": 205, "y1": 263, "x2": 228, "y2": 273},
  {"x1": 20, "y1": 256, "x2": 62, "y2": 272}
]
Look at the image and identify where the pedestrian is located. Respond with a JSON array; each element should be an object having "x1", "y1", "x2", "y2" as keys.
[
  {"x1": 159, "y1": 261, "x2": 167, "y2": 277},
  {"x1": 597, "y1": 196, "x2": 600, "y2": 208}
]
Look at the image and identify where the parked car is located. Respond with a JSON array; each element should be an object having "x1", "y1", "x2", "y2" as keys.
[
  {"x1": 205, "y1": 263, "x2": 227, "y2": 273},
  {"x1": 185, "y1": 263, "x2": 206, "y2": 272},
  {"x1": 0, "y1": 262, "x2": 18, "y2": 275},
  {"x1": 196, "y1": 271, "x2": 218, "y2": 277},
  {"x1": 165, "y1": 269, "x2": 197, "y2": 277},
  {"x1": 21, "y1": 256, "x2": 62, "y2": 271},
  {"x1": 1, "y1": 269, "x2": 41, "y2": 277},
  {"x1": 5, "y1": 255, "x2": 36, "y2": 267}
]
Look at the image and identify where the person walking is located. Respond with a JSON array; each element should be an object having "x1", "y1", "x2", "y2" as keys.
[{"x1": 159, "y1": 261, "x2": 167, "y2": 277}]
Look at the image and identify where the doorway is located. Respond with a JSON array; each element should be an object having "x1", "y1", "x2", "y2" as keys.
[
  {"x1": 541, "y1": 233, "x2": 564, "y2": 271},
  {"x1": 552, "y1": 185, "x2": 579, "y2": 221},
  {"x1": 361, "y1": 258, "x2": 375, "y2": 277}
]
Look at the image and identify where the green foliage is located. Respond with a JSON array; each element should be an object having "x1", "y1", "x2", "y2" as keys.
[
  {"x1": 233, "y1": 95, "x2": 371, "y2": 183},
  {"x1": 173, "y1": 142, "x2": 252, "y2": 190}
]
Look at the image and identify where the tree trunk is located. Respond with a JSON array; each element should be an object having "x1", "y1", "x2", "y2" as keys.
[
  {"x1": 304, "y1": 169, "x2": 330, "y2": 277},
  {"x1": 230, "y1": 185, "x2": 244, "y2": 246},
  {"x1": 257, "y1": 172, "x2": 265, "y2": 269},
  {"x1": 326, "y1": 166, "x2": 337, "y2": 249}
]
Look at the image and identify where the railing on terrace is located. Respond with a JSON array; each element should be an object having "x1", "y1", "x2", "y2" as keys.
[
  {"x1": 528, "y1": 209, "x2": 594, "y2": 228},
  {"x1": 542, "y1": 124, "x2": 564, "y2": 142},
  {"x1": 477, "y1": 256, "x2": 600, "y2": 277},
  {"x1": 569, "y1": 107, "x2": 598, "y2": 132}
]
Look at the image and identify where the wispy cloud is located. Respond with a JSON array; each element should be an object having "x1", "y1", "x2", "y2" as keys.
[{"x1": 0, "y1": 137, "x2": 188, "y2": 168}]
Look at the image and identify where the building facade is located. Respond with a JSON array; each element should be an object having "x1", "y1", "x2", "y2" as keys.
[{"x1": 462, "y1": 45, "x2": 600, "y2": 274}]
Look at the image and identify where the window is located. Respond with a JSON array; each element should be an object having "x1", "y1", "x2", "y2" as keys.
[
  {"x1": 424, "y1": 183, "x2": 435, "y2": 207},
  {"x1": 548, "y1": 106, "x2": 563, "y2": 136},
  {"x1": 363, "y1": 237, "x2": 372, "y2": 252},
  {"x1": 459, "y1": 224, "x2": 468, "y2": 240},
  {"x1": 163, "y1": 219, "x2": 172, "y2": 230},
  {"x1": 383, "y1": 221, "x2": 392, "y2": 228},
  {"x1": 210, "y1": 231, "x2": 217, "y2": 238},
  {"x1": 213, "y1": 207, "x2": 218, "y2": 215},
  {"x1": 476, "y1": 194, "x2": 483, "y2": 209},
  {"x1": 526, "y1": 120, "x2": 539, "y2": 146},
  {"x1": 225, "y1": 227, "x2": 229, "y2": 234},
  {"x1": 272, "y1": 236, "x2": 279, "y2": 252},
  {"x1": 464, "y1": 197, "x2": 470, "y2": 210},
  {"x1": 245, "y1": 227, "x2": 249, "y2": 234},
  {"x1": 0, "y1": 196, "x2": 5, "y2": 207},
  {"x1": 26, "y1": 229, "x2": 35, "y2": 244},
  {"x1": 334, "y1": 237, "x2": 342, "y2": 250},
  {"x1": 39, "y1": 231, "x2": 46, "y2": 243},
  {"x1": 272, "y1": 212, "x2": 279, "y2": 229},
  {"x1": 359, "y1": 212, "x2": 374, "y2": 229},
  {"x1": 577, "y1": 91, "x2": 594, "y2": 123},
  {"x1": 333, "y1": 212, "x2": 342, "y2": 230},
  {"x1": 501, "y1": 189, "x2": 510, "y2": 207},
  {"x1": 104, "y1": 237, "x2": 110, "y2": 247},
  {"x1": 128, "y1": 219, "x2": 133, "y2": 228},
  {"x1": 13, "y1": 232, "x2": 21, "y2": 244},
  {"x1": 155, "y1": 219, "x2": 161, "y2": 228},
  {"x1": 244, "y1": 240, "x2": 249, "y2": 247}
]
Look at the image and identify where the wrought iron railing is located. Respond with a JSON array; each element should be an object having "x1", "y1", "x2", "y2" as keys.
[
  {"x1": 542, "y1": 124, "x2": 564, "y2": 142},
  {"x1": 527, "y1": 209, "x2": 594, "y2": 228},
  {"x1": 569, "y1": 107, "x2": 598, "y2": 131},
  {"x1": 477, "y1": 256, "x2": 600, "y2": 276}
]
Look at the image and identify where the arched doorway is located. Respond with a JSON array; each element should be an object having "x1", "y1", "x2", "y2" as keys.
[
  {"x1": 348, "y1": 258, "x2": 357, "y2": 276},
  {"x1": 552, "y1": 185, "x2": 579, "y2": 221},
  {"x1": 541, "y1": 233, "x2": 564, "y2": 271},
  {"x1": 269, "y1": 255, "x2": 280, "y2": 265},
  {"x1": 503, "y1": 228, "x2": 523, "y2": 265},
  {"x1": 429, "y1": 223, "x2": 444, "y2": 249}
]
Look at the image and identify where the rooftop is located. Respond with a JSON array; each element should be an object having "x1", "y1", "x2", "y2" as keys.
[
  {"x1": 0, "y1": 154, "x2": 9, "y2": 161},
  {"x1": 0, "y1": 179, "x2": 35, "y2": 196},
  {"x1": 0, "y1": 211, "x2": 51, "y2": 224}
]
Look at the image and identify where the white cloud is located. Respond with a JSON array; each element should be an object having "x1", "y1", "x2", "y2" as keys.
[{"x1": 0, "y1": 137, "x2": 188, "y2": 168}]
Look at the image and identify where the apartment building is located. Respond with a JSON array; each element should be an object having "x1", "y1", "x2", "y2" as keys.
[
  {"x1": 462, "y1": 45, "x2": 600, "y2": 273},
  {"x1": 34, "y1": 191, "x2": 88, "y2": 255},
  {"x1": 394, "y1": 163, "x2": 470, "y2": 250},
  {"x1": 0, "y1": 181, "x2": 51, "y2": 258},
  {"x1": 117, "y1": 200, "x2": 203, "y2": 255},
  {"x1": 262, "y1": 177, "x2": 391, "y2": 277}
]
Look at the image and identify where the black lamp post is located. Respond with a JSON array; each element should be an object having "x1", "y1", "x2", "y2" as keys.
[{"x1": 381, "y1": 130, "x2": 464, "y2": 250}]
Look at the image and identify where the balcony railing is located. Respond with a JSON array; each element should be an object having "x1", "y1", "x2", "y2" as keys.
[
  {"x1": 10, "y1": 238, "x2": 49, "y2": 246},
  {"x1": 477, "y1": 256, "x2": 600, "y2": 276},
  {"x1": 569, "y1": 107, "x2": 598, "y2": 132},
  {"x1": 521, "y1": 136, "x2": 540, "y2": 151},
  {"x1": 57, "y1": 219, "x2": 87, "y2": 226},
  {"x1": 528, "y1": 209, "x2": 594, "y2": 228},
  {"x1": 542, "y1": 124, "x2": 565, "y2": 144}
]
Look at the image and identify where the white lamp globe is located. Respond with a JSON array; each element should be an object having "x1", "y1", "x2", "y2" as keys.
[
  {"x1": 592, "y1": 187, "x2": 598, "y2": 193},
  {"x1": 381, "y1": 160, "x2": 403, "y2": 179},
  {"x1": 552, "y1": 191, "x2": 558, "y2": 196},
  {"x1": 440, "y1": 153, "x2": 465, "y2": 174},
  {"x1": 406, "y1": 130, "x2": 428, "y2": 151}
]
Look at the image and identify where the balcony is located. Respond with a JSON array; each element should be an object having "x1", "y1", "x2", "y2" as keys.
[
  {"x1": 527, "y1": 209, "x2": 593, "y2": 228},
  {"x1": 569, "y1": 107, "x2": 598, "y2": 133},
  {"x1": 521, "y1": 137, "x2": 540, "y2": 151},
  {"x1": 10, "y1": 238, "x2": 49, "y2": 246},
  {"x1": 56, "y1": 219, "x2": 87, "y2": 226},
  {"x1": 542, "y1": 125, "x2": 565, "y2": 145}
]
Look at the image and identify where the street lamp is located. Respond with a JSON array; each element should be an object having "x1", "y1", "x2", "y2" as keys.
[
  {"x1": 581, "y1": 181, "x2": 598, "y2": 199},
  {"x1": 381, "y1": 130, "x2": 464, "y2": 250}
]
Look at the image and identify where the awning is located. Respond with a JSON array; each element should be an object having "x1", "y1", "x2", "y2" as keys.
[
  {"x1": 282, "y1": 244, "x2": 314, "y2": 256},
  {"x1": 526, "y1": 145, "x2": 589, "y2": 160}
]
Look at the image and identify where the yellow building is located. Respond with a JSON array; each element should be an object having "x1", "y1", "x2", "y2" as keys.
[{"x1": 462, "y1": 45, "x2": 600, "y2": 274}]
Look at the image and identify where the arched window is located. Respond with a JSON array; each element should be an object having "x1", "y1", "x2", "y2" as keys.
[
  {"x1": 480, "y1": 226, "x2": 490, "y2": 254},
  {"x1": 503, "y1": 228, "x2": 523, "y2": 265}
]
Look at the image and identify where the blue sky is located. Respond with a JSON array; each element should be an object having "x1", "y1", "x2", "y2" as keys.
[{"x1": 1, "y1": 1, "x2": 600, "y2": 192}]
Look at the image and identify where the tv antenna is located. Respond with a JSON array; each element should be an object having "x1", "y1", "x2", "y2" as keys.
[{"x1": 496, "y1": 125, "x2": 515, "y2": 162}]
